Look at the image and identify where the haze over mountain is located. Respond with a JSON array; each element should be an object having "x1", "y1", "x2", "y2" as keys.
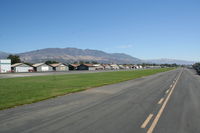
[
  {"x1": 0, "y1": 48, "x2": 196, "y2": 65},
  {"x1": 0, "y1": 51, "x2": 9, "y2": 59},
  {"x1": 144, "y1": 59, "x2": 195, "y2": 65},
  {"x1": 18, "y1": 48, "x2": 142, "y2": 64}
]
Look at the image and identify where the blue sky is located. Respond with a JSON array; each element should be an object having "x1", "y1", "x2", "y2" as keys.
[{"x1": 0, "y1": 0, "x2": 200, "y2": 61}]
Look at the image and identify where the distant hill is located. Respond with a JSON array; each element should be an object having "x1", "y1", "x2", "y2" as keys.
[
  {"x1": 144, "y1": 59, "x2": 195, "y2": 65},
  {"x1": 0, "y1": 51, "x2": 9, "y2": 59},
  {"x1": 18, "y1": 48, "x2": 142, "y2": 64},
  {"x1": 0, "y1": 48, "x2": 196, "y2": 65}
]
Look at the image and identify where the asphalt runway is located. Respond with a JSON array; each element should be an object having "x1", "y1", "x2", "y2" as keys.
[{"x1": 0, "y1": 68, "x2": 199, "y2": 133}]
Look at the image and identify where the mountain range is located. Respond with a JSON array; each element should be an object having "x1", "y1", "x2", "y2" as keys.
[
  {"x1": 0, "y1": 51, "x2": 9, "y2": 59},
  {"x1": 16, "y1": 48, "x2": 142, "y2": 64},
  {"x1": 0, "y1": 48, "x2": 196, "y2": 65},
  {"x1": 144, "y1": 59, "x2": 195, "y2": 65}
]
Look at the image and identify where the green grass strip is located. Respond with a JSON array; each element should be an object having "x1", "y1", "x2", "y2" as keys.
[{"x1": 0, "y1": 68, "x2": 174, "y2": 110}]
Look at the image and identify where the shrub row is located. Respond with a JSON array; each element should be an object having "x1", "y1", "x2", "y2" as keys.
[{"x1": 193, "y1": 63, "x2": 200, "y2": 74}]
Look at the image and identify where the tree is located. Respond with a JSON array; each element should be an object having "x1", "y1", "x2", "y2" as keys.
[
  {"x1": 73, "y1": 61, "x2": 78, "y2": 64},
  {"x1": 7, "y1": 54, "x2": 21, "y2": 64},
  {"x1": 79, "y1": 60, "x2": 85, "y2": 64},
  {"x1": 85, "y1": 61, "x2": 90, "y2": 64},
  {"x1": 91, "y1": 61, "x2": 98, "y2": 64},
  {"x1": 193, "y1": 63, "x2": 200, "y2": 74},
  {"x1": 45, "y1": 60, "x2": 59, "y2": 65}
]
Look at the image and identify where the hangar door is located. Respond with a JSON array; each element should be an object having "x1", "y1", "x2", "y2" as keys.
[
  {"x1": 16, "y1": 67, "x2": 30, "y2": 72},
  {"x1": 41, "y1": 66, "x2": 49, "y2": 71}
]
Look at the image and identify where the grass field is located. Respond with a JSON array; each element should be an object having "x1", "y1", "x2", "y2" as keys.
[{"x1": 0, "y1": 68, "x2": 174, "y2": 110}]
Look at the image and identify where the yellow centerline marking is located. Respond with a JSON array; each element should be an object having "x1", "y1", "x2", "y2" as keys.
[
  {"x1": 141, "y1": 114, "x2": 154, "y2": 128},
  {"x1": 147, "y1": 71, "x2": 182, "y2": 133},
  {"x1": 165, "y1": 89, "x2": 169, "y2": 94},
  {"x1": 157, "y1": 98, "x2": 164, "y2": 104}
]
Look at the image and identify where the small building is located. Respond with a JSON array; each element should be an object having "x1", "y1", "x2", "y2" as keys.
[
  {"x1": 0, "y1": 59, "x2": 11, "y2": 73},
  {"x1": 93, "y1": 64, "x2": 104, "y2": 70},
  {"x1": 131, "y1": 65, "x2": 138, "y2": 69},
  {"x1": 123, "y1": 65, "x2": 131, "y2": 69},
  {"x1": 68, "y1": 64, "x2": 80, "y2": 70},
  {"x1": 138, "y1": 65, "x2": 143, "y2": 69},
  {"x1": 32, "y1": 63, "x2": 53, "y2": 72},
  {"x1": 110, "y1": 64, "x2": 120, "y2": 70},
  {"x1": 11, "y1": 63, "x2": 33, "y2": 72},
  {"x1": 50, "y1": 63, "x2": 69, "y2": 71},
  {"x1": 118, "y1": 65, "x2": 125, "y2": 69},
  {"x1": 77, "y1": 64, "x2": 96, "y2": 71},
  {"x1": 102, "y1": 64, "x2": 112, "y2": 70}
]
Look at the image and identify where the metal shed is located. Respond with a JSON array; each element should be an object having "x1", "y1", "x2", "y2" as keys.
[
  {"x1": 68, "y1": 64, "x2": 80, "y2": 70},
  {"x1": 118, "y1": 65, "x2": 125, "y2": 69},
  {"x1": 11, "y1": 63, "x2": 34, "y2": 72},
  {"x1": 110, "y1": 64, "x2": 120, "y2": 70},
  {"x1": 50, "y1": 63, "x2": 69, "y2": 71},
  {"x1": 102, "y1": 64, "x2": 112, "y2": 70},
  {"x1": 32, "y1": 63, "x2": 53, "y2": 72},
  {"x1": 77, "y1": 64, "x2": 96, "y2": 71},
  {"x1": 93, "y1": 64, "x2": 104, "y2": 70}
]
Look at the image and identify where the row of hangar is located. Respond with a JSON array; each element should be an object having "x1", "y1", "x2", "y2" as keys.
[
  {"x1": 11, "y1": 63, "x2": 68, "y2": 72},
  {"x1": 11, "y1": 63, "x2": 140, "y2": 73}
]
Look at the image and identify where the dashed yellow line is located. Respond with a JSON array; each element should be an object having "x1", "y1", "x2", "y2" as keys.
[
  {"x1": 146, "y1": 71, "x2": 182, "y2": 133},
  {"x1": 157, "y1": 98, "x2": 164, "y2": 104},
  {"x1": 165, "y1": 89, "x2": 169, "y2": 94},
  {"x1": 141, "y1": 114, "x2": 154, "y2": 128}
]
